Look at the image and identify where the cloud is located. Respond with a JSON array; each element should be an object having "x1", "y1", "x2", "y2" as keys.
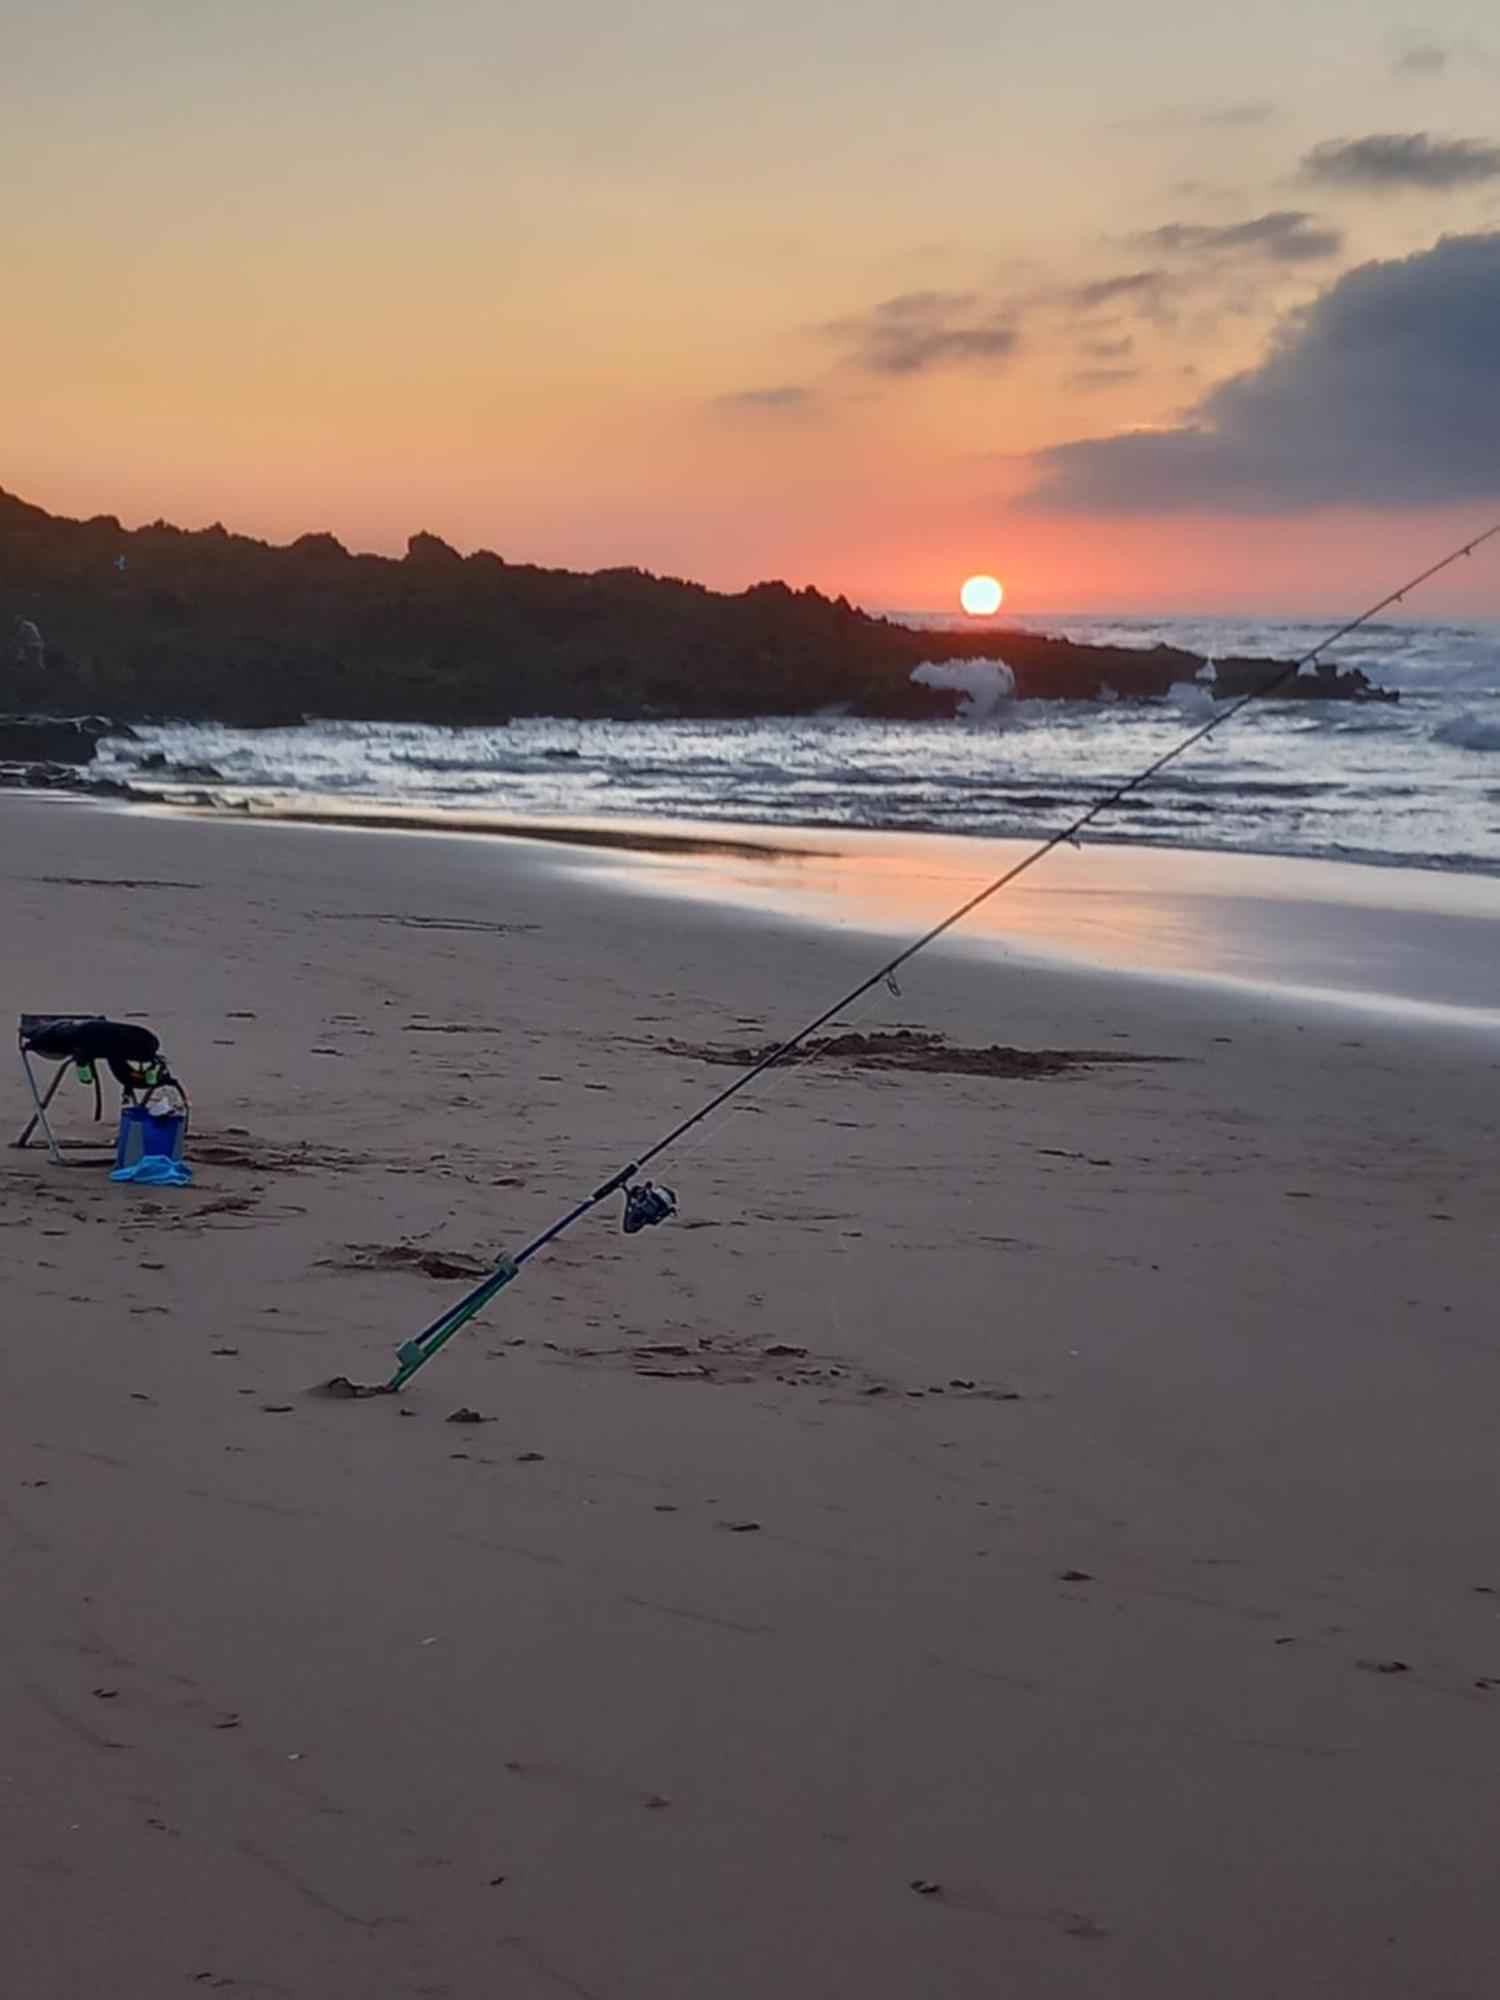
[
  {"x1": 1079, "y1": 335, "x2": 1136, "y2": 359},
  {"x1": 1302, "y1": 132, "x2": 1500, "y2": 191},
  {"x1": 1392, "y1": 35, "x2": 1492, "y2": 76},
  {"x1": 1070, "y1": 367, "x2": 1142, "y2": 391},
  {"x1": 821, "y1": 214, "x2": 1333, "y2": 398},
  {"x1": 1195, "y1": 101, "x2": 1276, "y2": 128},
  {"x1": 1070, "y1": 270, "x2": 1171, "y2": 310},
  {"x1": 1023, "y1": 232, "x2": 1500, "y2": 512},
  {"x1": 1141, "y1": 210, "x2": 1343, "y2": 262},
  {"x1": 1394, "y1": 38, "x2": 1450, "y2": 75},
  {"x1": 827, "y1": 291, "x2": 1019, "y2": 375},
  {"x1": 715, "y1": 385, "x2": 816, "y2": 415},
  {"x1": 1115, "y1": 100, "x2": 1276, "y2": 132}
]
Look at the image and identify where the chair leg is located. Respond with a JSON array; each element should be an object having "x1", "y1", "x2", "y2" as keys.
[{"x1": 14, "y1": 1054, "x2": 67, "y2": 1163}]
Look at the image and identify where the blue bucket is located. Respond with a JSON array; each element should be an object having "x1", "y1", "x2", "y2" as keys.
[{"x1": 116, "y1": 1105, "x2": 187, "y2": 1170}]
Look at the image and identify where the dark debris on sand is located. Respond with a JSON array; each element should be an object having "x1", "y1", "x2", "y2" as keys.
[
  {"x1": 324, "y1": 1244, "x2": 492, "y2": 1281},
  {"x1": 664, "y1": 1029, "x2": 1175, "y2": 1081}
]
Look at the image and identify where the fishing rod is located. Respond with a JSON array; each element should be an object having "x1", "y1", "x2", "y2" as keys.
[{"x1": 383, "y1": 521, "x2": 1500, "y2": 1391}]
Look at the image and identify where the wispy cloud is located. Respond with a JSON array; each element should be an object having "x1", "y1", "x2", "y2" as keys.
[
  {"x1": 1070, "y1": 367, "x2": 1142, "y2": 391},
  {"x1": 1194, "y1": 101, "x2": 1277, "y2": 128},
  {"x1": 1070, "y1": 271, "x2": 1172, "y2": 310},
  {"x1": 714, "y1": 385, "x2": 817, "y2": 415},
  {"x1": 1022, "y1": 232, "x2": 1500, "y2": 512},
  {"x1": 826, "y1": 292, "x2": 1019, "y2": 376},
  {"x1": 815, "y1": 208, "x2": 1338, "y2": 402},
  {"x1": 1394, "y1": 38, "x2": 1451, "y2": 75},
  {"x1": 1302, "y1": 132, "x2": 1500, "y2": 191},
  {"x1": 1140, "y1": 210, "x2": 1343, "y2": 262},
  {"x1": 1391, "y1": 34, "x2": 1492, "y2": 77},
  {"x1": 1115, "y1": 100, "x2": 1277, "y2": 132}
]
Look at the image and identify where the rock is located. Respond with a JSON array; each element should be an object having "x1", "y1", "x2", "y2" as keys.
[
  {"x1": 0, "y1": 716, "x2": 111, "y2": 763},
  {"x1": 405, "y1": 530, "x2": 463, "y2": 566},
  {"x1": 2, "y1": 485, "x2": 1389, "y2": 725},
  {"x1": 0, "y1": 760, "x2": 84, "y2": 789}
]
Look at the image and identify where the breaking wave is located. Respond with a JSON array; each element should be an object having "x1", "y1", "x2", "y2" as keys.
[{"x1": 910, "y1": 657, "x2": 1017, "y2": 720}]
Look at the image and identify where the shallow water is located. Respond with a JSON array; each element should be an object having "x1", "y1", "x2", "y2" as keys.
[{"x1": 562, "y1": 827, "x2": 1500, "y2": 1028}]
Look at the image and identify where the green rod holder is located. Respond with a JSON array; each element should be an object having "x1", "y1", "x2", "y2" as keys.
[{"x1": 386, "y1": 1258, "x2": 520, "y2": 1391}]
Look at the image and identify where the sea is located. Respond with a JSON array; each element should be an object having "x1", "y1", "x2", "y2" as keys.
[{"x1": 93, "y1": 615, "x2": 1500, "y2": 878}]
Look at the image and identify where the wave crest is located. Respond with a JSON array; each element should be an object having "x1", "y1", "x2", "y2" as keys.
[{"x1": 911, "y1": 657, "x2": 1017, "y2": 720}]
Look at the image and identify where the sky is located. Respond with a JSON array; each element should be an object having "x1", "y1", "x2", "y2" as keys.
[{"x1": 4, "y1": 0, "x2": 1500, "y2": 616}]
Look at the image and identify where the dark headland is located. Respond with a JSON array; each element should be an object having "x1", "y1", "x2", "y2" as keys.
[{"x1": 1, "y1": 486, "x2": 1385, "y2": 745}]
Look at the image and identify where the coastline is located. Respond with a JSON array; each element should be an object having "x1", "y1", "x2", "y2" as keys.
[{"x1": 4, "y1": 791, "x2": 1499, "y2": 1998}]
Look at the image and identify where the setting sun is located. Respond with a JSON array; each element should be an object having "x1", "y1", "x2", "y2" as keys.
[{"x1": 959, "y1": 574, "x2": 1004, "y2": 616}]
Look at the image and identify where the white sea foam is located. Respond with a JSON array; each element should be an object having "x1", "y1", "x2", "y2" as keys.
[
  {"x1": 1167, "y1": 681, "x2": 1217, "y2": 718},
  {"x1": 910, "y1": 657, "x2": 1017, "y2": 720}
]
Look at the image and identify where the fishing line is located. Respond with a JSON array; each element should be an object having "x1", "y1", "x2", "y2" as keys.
[
  {"x1": 382, "y1": 521, "x2": 1500, "y2": 1391},
  {"x1": 660, "y1": 974, "x2": 900, "y2": 1177}
]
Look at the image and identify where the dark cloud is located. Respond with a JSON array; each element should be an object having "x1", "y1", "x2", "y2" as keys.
[
  {"x1": 1079, "y1": 335, "x2": 1136, "y2": 359},
  {"x1": 715, "y1": 385, "x2": 815, "y2": 414},
  {"x1": 827, "y1": 291, "x2": 1018, "y2": 375},
  {"x1": 1141, "y1": 210, "x2": 1343, "y2": 262},
  {"x1": 1023, "y1": 232, "x2": 1500, "y2": 513},
  {"x1": 1302, "y1": 131, "x2": 1500, "y2": 191}
]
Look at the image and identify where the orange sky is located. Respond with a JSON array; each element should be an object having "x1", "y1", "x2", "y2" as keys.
[{"x1": 4, "y1": 0, "x2": 1499, "y2": 617}]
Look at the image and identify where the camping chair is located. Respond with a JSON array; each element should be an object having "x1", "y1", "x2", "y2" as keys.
[{"x1": 12, "y1": 1016, "x2": 180, "y2": 1166}]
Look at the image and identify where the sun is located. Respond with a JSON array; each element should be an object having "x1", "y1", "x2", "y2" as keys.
[{"x1": 959, "y1": 574, "x2": 1003, "y2": 617}]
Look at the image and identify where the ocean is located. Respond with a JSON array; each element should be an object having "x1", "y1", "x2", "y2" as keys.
[{"x1": 93, "y1": 615, "x2": 1500, "y2": 877}]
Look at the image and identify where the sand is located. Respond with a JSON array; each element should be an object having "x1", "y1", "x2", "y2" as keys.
[{"x1": 2, "y1": 791, "x2": 1498, "y2": 1999}]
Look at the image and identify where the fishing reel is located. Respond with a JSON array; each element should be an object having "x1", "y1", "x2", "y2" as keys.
[{"x1": 622, "y1": 1180, "x2": 677, "y2": 1234}]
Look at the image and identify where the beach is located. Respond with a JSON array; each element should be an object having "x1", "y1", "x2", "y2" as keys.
[{"x1": 3, "y1": 790, "x2": 1499, "y2": 1999}]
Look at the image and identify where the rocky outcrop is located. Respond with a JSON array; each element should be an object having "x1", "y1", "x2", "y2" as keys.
[{"x1": 0, "y1": 486, "x2": 1374, "y2": 725}]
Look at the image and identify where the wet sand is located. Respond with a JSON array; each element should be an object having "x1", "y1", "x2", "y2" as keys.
[
  {"x1": 3, "y1": 793, "x2": 1498, "y2": 1999},
  {"x1": 186, "y1": 795, "x2": 1500, "y2": 1020}
]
